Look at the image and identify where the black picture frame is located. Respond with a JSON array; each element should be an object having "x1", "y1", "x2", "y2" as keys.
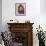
[{"x1": 15, "y1": 3, "x2": 26, "y2": 16}]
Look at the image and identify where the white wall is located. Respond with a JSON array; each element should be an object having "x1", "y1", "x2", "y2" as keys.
[
  {"x1": 2, "y1": 0, "x2": 40, "y2": 31},
  {"x1": 40, "y1": 0, "x2": 46, "y2": 31},
  {"x1": 2, "y1": 0, "x2": 46, "y2": 46}
]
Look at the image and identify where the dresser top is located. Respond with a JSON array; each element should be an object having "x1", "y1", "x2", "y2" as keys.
[{"x1": 7, "y1": 23, "x2": 34, "y2": 25}]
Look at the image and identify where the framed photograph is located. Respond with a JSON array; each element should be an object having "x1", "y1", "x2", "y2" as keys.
[{"x1": 15, "y1": 3, "x2": 26, "y2": 16}]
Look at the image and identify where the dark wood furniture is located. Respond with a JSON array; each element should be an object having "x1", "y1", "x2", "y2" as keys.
[{"x1": 7, "y1": 23, "x2": 34, "y2": 46}]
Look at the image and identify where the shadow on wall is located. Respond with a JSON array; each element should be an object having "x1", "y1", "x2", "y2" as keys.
[
  {"x1": 0, "y1": 0, "x2": 2, "y2": 32},
  {"x1": 40, "y1": 0, "x2": 46, "y2": 13}
]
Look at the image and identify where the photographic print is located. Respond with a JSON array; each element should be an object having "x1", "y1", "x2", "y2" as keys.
[{"x1": 15, "y1": 3, "x2": 26, "y2": 16}]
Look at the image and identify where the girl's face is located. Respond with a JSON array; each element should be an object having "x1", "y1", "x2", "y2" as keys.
[{"x1": 19, "y1": 6, "x2": 23, "y2": 11}]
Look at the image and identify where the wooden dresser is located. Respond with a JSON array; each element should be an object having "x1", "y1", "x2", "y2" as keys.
[{"x1": 7, "y1": 23, "x2": 34, "y2": 46}]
